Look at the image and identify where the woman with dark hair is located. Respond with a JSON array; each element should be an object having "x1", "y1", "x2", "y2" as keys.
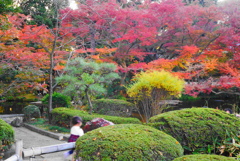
[
  {"x1": 224, "y1": 108, "x2": 233, "y2": 114},
  {"x1": 64, "y1": 116, "x2": 84, "y2": 160}
]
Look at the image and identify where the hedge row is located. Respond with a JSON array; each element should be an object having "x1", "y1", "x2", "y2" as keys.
[
  {"x1": 92, "y1": 99, "x2": 135, "y2": 117},
  {"x1": 51, "y1": 107, "x2": 141, "y2": 128}
]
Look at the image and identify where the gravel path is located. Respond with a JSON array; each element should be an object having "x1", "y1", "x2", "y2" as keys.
[{"x1": 10, "y1": 127, "x2": 72, "y2": 161}]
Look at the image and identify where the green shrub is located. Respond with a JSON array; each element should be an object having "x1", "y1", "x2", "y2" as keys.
[
  {"x1": 51, "y1": 107, "x2": 141, "y2": 128},
  {"x1": 92, "y1": 99, "x2": 135, "y2": 117},
  {"x1": 30, "y1": 118, "x2": 46, "y2": 125},
  {"x1": 41, "y1": 92, "x2": 71, "y2": 108},
  {"x1": 22, "y1": 105, "x2": 41, "y2": 121},
  {"x1": 0, "y1": 119, "x2": 14, "y2": 159},
  {"x1": 75, "y1": 124, "x2": 184, "y2": 161},
  {"x1": 173, "y1": 154, "x2": 235, "y2": 161},
  {"x1": 148, "y1": 108, "x2": 240, "y2": 153}
]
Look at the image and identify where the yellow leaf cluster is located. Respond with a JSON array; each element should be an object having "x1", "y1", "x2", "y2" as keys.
[{"x1": 127, "y1": 70, "x2": 185, "y2": 98}]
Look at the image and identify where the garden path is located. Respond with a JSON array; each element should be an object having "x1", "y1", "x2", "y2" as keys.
[{"x1": 13, "y1": 126, "x2": 70, "y2": 161}]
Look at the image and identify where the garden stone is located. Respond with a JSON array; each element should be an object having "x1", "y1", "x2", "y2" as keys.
[{"x1": 11, "y1": 117, "x2": 23, "y2": 127}]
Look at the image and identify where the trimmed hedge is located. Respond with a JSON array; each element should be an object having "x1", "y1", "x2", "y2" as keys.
[
  {"x1": 92, "y1": 99, "x2": 135, "y2": 117},
  {"x1": 148, "y1": 108, "x2": 240, "y2": 153},
  {"x1": 51, "y1": 107, "x2": 141, "y2": 128},
  {"x1": 173, "y1": 154, "x2": 236, "y2": 161},
  {"x1": 75, "y1": 124, "x2": 184, "y2": 161},
  {"x1": 0, "y1": 119, "x2": 14, "y2": 159}
]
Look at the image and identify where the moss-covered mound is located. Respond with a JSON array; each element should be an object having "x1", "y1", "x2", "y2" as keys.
[
  {"x1": 148, "y1": 108, "x2": 240, "y2": 153},
  {"x1": 51, "y1": 107, "x2": 141, "y2": 128},
  {"x1": 0, "y1": 119, "x2": 14, "y2": 159},
  {"x1": 173, "y1": 154, "x2": 235, "y2": 161},
  {"x1": 92, "y1": 99, "x2": 135, "y2": 117},
  {"x1": 75, "y1": 124, "x2": 184, "y2": 161}
]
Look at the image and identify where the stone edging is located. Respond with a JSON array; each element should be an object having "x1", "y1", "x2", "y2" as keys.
[
  {"x1": 23, "y1": 123, "x2": 69, "y2": 141},
  {"x1": 0, "y1": 114, "x2": 24, "y2": 118}
]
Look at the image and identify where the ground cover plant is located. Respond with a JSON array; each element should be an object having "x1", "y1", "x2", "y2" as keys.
[
  {"x1": 75, "y1": 124, "x2": 184, "y2": 161},
  {"x1": 29, "y1": 118, "x2": 70, "y2": 134},
  {"x1": 148, "y1": 108, "x2": 240, "y2": 154}
]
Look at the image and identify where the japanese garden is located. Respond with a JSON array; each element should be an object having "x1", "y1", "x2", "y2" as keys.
[{"x1": 0, "y1": 0, "x2": 239, "y2": 160}]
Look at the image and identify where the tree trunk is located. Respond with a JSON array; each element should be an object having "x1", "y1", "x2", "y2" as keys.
[
  {"x1": 48, "y1": 51, "x2": 54, "y2": 122},
  {"x1": 90, "y1": 24, "x2": 96, "y2": 54},
  {"x1": 86, "y1": 88, "x2": 93, "y2": 114}
]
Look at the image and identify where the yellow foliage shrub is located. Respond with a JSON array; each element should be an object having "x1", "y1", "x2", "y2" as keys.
[
  {"x1": 127, "y1": 70, "x2": 185, "y2": 98},
  {"x1": 126, "y1": 70, "x2": 185, "y2": 122}
]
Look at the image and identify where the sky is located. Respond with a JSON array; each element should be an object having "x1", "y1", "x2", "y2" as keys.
[{"x1": 69, "y1": 0, "x2": 78, "y2": 10}]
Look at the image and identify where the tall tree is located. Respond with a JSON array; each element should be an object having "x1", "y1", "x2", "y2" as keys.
[
  {"x1": 0, "y1": 14, "x2": 47, "y2": 99},
  {"x1": 145, "y1": 0, "x2": 240, "y2": 96},
  {"x1": 60, "y1": 1, "x2": 156, "y2": 85}
]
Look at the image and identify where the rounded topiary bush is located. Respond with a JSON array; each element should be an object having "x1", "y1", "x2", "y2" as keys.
[
  {"x1": 92, "y1": 99, "x2": 135, "y2": 117},
  {"x1": 148, "y1": 108, "x2": 240, "y2": 153},
  {"x1": 75, "y1": 124, "x2": 184, "y2": 161},
  {"x1": 173, "y1": 154, "x2": 235, "y2": 161},
  {"x1": 0, "y1": 119, "x2": 14, "y2": 159},
  {"x1": 22, "y1": 105, "x2": 41, "y2": 121}
]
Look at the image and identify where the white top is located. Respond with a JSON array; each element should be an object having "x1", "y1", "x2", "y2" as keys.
[{"x1": 70, "y1": 126, "x2": 84, "y2": 136}]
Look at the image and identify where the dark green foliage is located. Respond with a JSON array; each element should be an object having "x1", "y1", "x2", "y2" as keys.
[
  {"x1": 92, "y1": 99, "x2": 135, "y2": 117},
  {"x1": 51, "y1": 107, "x2": 141, "y2": 128},
  {"x1": 0, "y1": 119, "x2": 14, "y2": 155},
  {"x1": 148, "y1": 108, "x2": 240, "y2": 153},
  {"x1": 0, "y1": 0, "x2": 20, "y2": 14},
  {"x1": 179, "y1": 94, "x2": 201, "y2": 101},
  {"x1": 173, "y1": 154, "x2": 235, "y2": 161},
  {"x1": 56, "y1": 57, "x2": 120, "y2": 114},
  {"x1": 75, "y1": 124, "x2": 184, "y2": 161},
  {"x1": 41, "y1": 92, "x2": 71, "y2": 108},
  {"x1": 0, "y1": 68, "x2": 18, "y2": 84},
  {"x1": 19, "y1": 0, "x2": 68, "y2": 28},
  {"x1": 22, "y1": 105, "x2": 41, "y2": 121}
]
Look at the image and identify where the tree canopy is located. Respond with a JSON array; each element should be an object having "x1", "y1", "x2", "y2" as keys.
[{"x1": 0, "y1": 0, "x2": 239, "y2": 103}]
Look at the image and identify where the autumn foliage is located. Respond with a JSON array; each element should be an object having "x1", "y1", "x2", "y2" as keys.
[{"x1": 0, "y1": 0, "x2": 239, "y2": 99}]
